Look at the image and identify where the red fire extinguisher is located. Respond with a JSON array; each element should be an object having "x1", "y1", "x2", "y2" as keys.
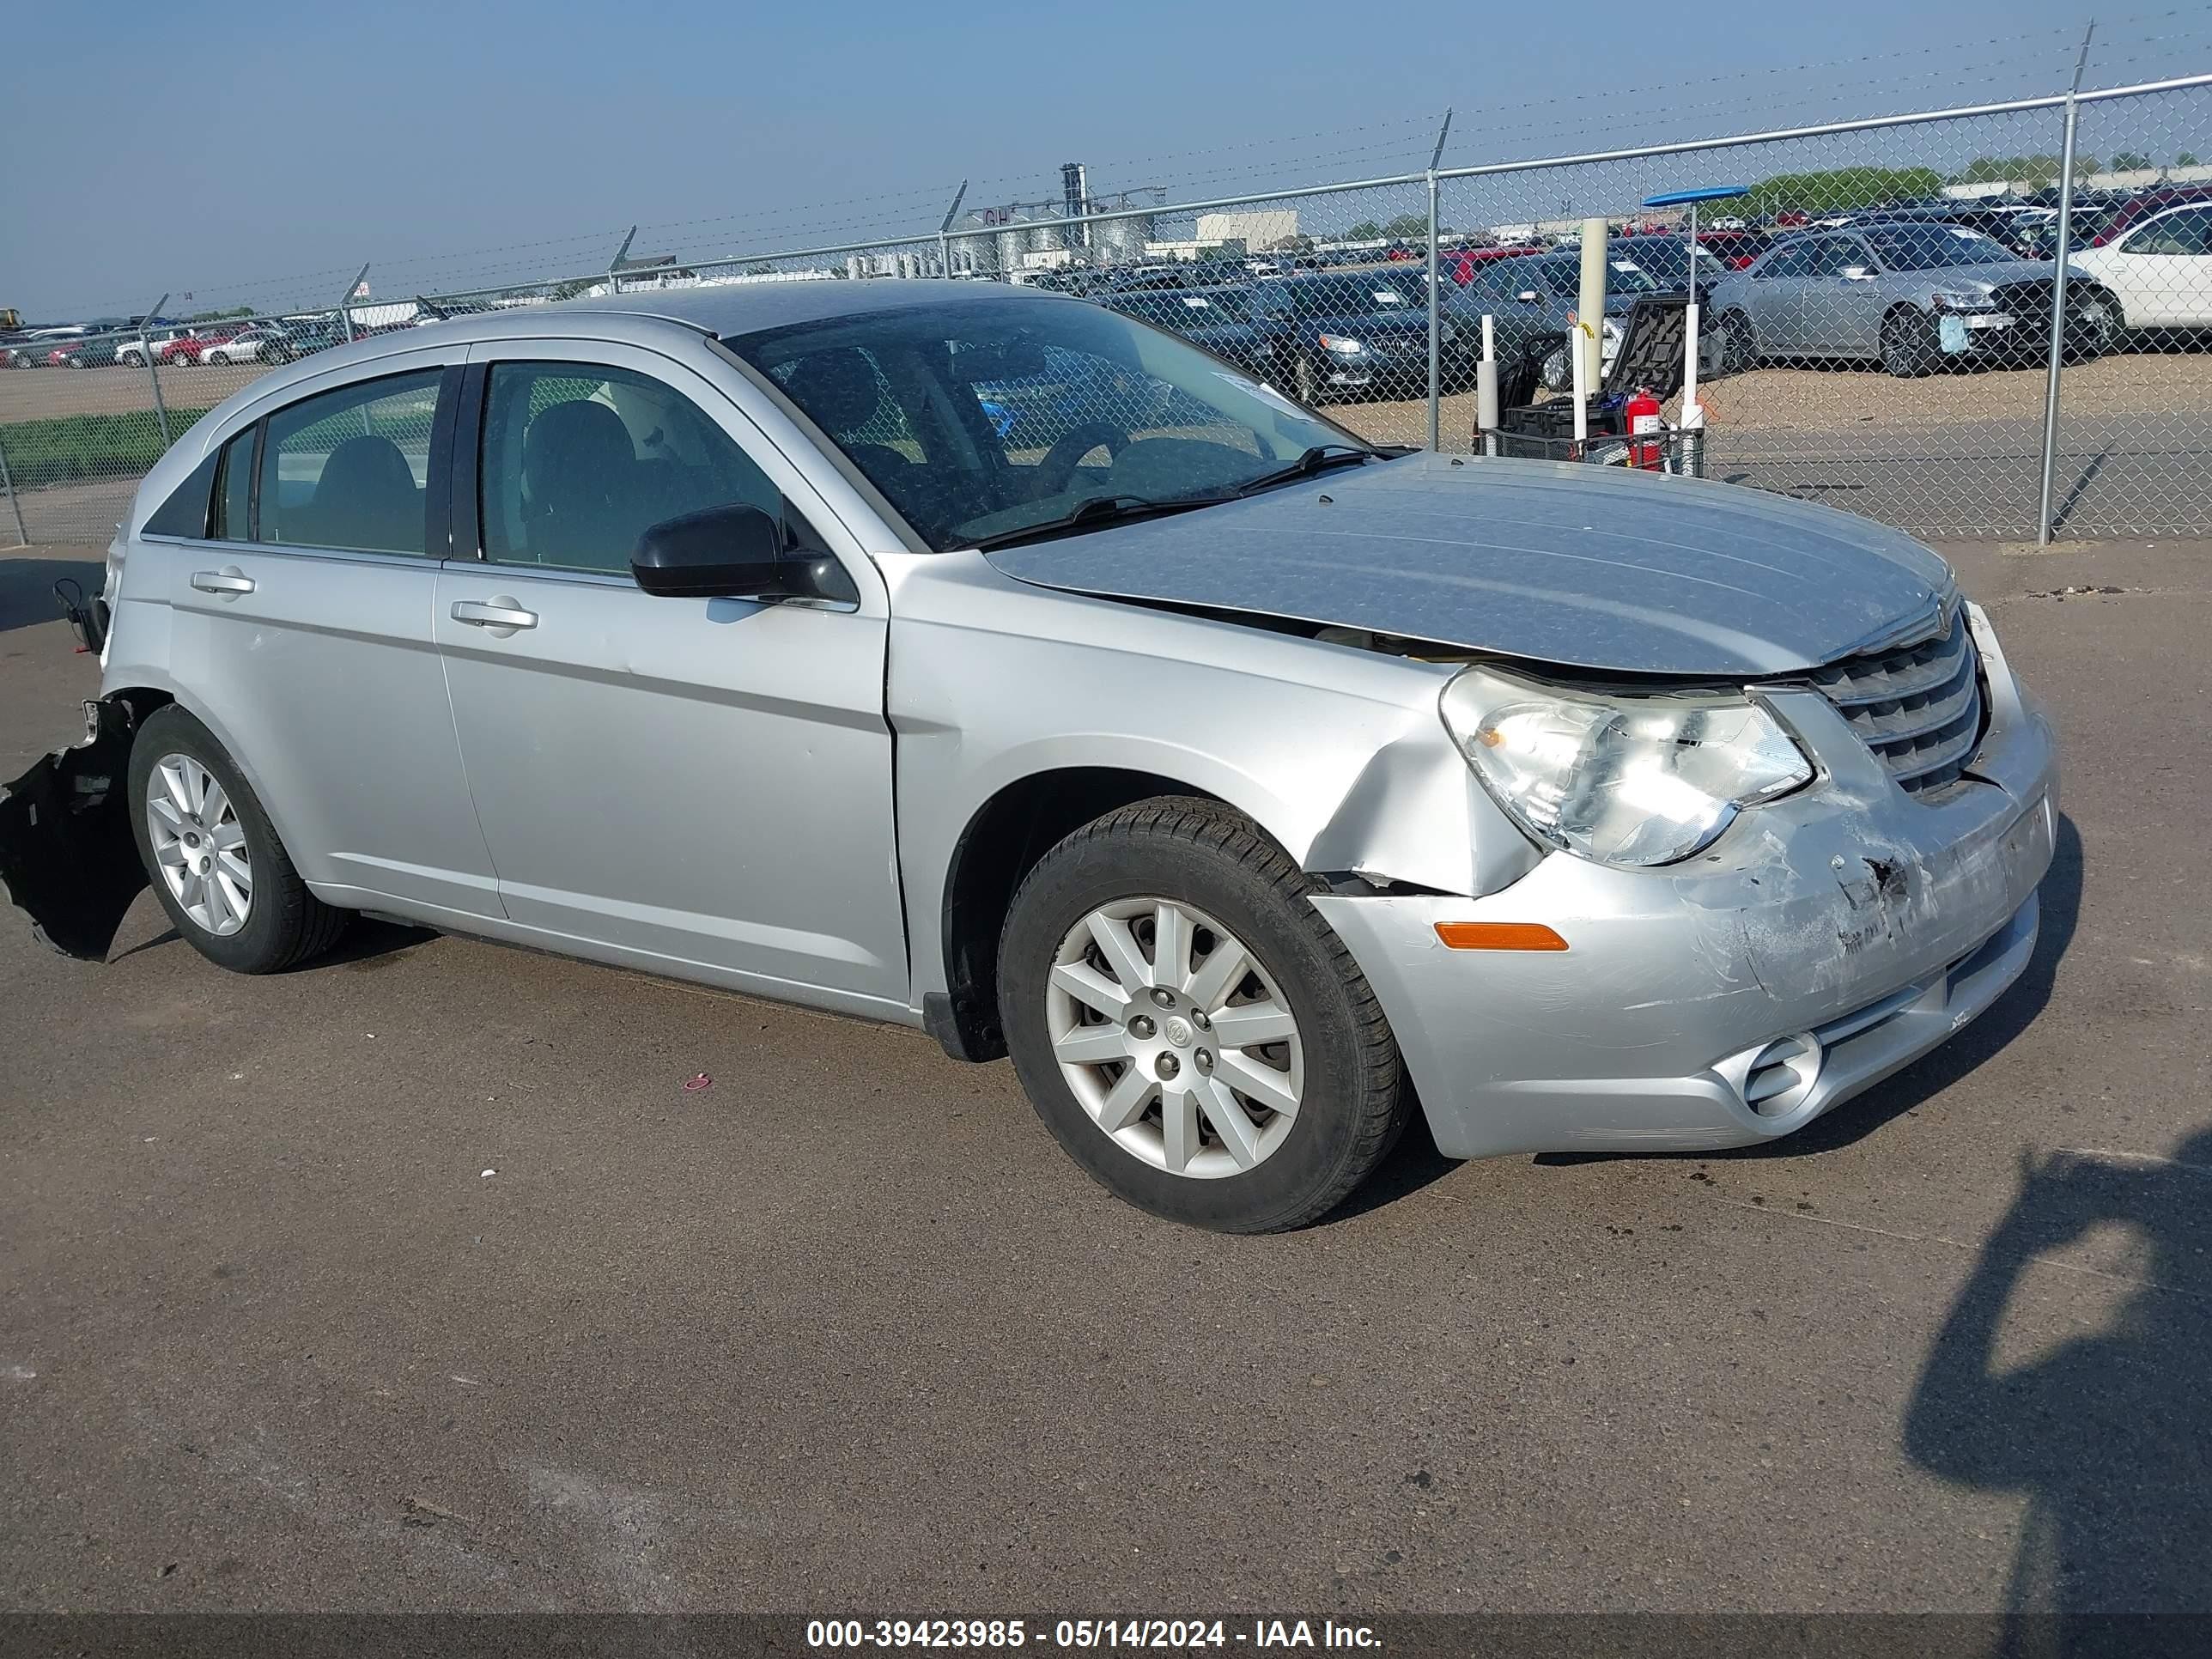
[{"x1": 1626, "y1": 385, "x2": 1663, "y2": 471}]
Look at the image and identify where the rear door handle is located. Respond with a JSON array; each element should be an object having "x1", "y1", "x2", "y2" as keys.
[
  {"x1": 450, "y1": 598, "x2": 538, "y2": 631},
  {"x1": 189, "y1": 568, "x2": 255, "y2": 597}
]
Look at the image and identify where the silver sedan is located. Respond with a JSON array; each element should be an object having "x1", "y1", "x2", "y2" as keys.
[{"x1": 4, "y1": 278, "x2": 2058, "y2": 1231}]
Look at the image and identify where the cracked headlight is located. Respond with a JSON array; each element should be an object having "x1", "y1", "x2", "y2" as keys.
[{"x1": 1439, "y1": 665, "x2": 1814, "y2": 867}]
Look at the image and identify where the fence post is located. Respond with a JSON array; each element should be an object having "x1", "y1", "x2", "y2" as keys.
[
  {"x1": 2036, "y1": 24, "x2": 2094, "y2": 546},
  {"x1": 0, "y1": 425, "x2": 27, "y2": 548},
  {"x1": 939, "y1": 180, "x2": 969, "y2": 279},
  {"x1": 1425, "y1": 109, "x2": 1453, "y2": 452},
  {"x1": 337, "y1": 264, "x2": 369, "y2": 343},
  {"x1": 606, "y1": 227, "x2": 637, "y2": 295},
  {"x1": 139, "y1": 291, "x2": 171, "y2": 448}
]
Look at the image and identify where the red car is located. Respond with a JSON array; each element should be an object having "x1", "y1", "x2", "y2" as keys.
[
  {"x1": 159, "y1": 324, "x2": 260, "y2": 366},
  {"x1": 1696, "y1": 230, "x2": 1770, "y2": 269},
  {"x1": 2082, "y1": 184, "x2": 2212, "y2": 247},
  {"x1": 1441, "y1": 245, "x2": 1540, "y2": 285}
]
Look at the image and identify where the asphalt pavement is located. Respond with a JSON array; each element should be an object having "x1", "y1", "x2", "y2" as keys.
[{"x1": 2, "y1": 534, "x2": 2208, "y2": 1617}]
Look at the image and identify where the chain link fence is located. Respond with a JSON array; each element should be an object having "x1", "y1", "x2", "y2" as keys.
[{"x1": 3, "y1": 72, "x2": 2206, "y2": 549}]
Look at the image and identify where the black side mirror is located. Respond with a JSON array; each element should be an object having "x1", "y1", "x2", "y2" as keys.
[{"x1": 632, "y1": 502, "x2": 844, "y2": 602}]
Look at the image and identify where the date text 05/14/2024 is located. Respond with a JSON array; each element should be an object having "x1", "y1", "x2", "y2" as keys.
[{"x1": 805, "y1": 1620, "x2": 1382, "y2": 1650}]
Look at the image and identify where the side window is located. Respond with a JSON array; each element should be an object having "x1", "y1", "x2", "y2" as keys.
[
  {"x1": 480, "y1": 361, "x2": 803, "y2": 575},
  {"x1": 212, "y1": 428, "x2": 256, "y2": 540},
  {"x1": 257, "y1": 369, "x2": 442, "y2": 555},
  {"x1": 1758, "y1": 241, "x2": 1814, "y2": 280},
  {"x1": 1826, "y1": 238, "x2": 1874, "y2": 274},
  {"x1": 142, "y1": 447, "x2": 220, "y2": 538},
  {"x1": 2136, "y1": 208, "x2": 2211, "y2": 257}
]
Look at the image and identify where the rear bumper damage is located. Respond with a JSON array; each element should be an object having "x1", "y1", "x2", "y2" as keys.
[{"x1": 0, "y1": 697, "x2": 147, "y2": 960}]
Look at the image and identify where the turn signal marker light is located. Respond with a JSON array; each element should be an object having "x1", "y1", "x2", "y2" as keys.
[{"x1": 1434, "y1": 921, "x2": 1569, "y2": 951}]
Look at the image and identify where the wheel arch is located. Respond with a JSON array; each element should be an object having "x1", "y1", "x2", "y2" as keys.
[{"x1": 930, "y1": 766, "x2": 1237, "y2": 1063}]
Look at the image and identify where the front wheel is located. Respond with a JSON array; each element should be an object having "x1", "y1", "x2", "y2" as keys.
[
  {"x1": 119, "y1": 350, "x2": 144, "y2": 368},
  {"x1": 1881, "y1": 308, "x2": 1940, "y2": 378},
  {"x1": 127, "y1": 706, "x2": 349, "y2": 973},
  {"x1": 999, "y1": 798, "x2": 1407, "y2": 1233},
  {"x1": 1718, "y1": 310, "x2": 1759, "y2": 374}
]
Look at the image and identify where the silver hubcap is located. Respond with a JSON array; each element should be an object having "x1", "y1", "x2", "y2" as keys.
[
  {"x1": 1046, "y1": 897, "x2": 1303, "y2": 1179},
  {"x1": 146, "y1": 754, "x2": 252, "y2": 936}
]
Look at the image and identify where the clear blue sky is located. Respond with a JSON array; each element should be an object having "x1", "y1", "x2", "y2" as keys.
[{"x1": 1, "y1": 0, "x2": 2199, "y2": 319}]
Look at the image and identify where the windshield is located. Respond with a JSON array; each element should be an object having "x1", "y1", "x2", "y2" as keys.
[
  {"x1": 1862, "y1": 224, "x2": 2017, "y2": 270},
  {"x1": 727, "y1": 295, "x2": 1373, "y2": 552}
]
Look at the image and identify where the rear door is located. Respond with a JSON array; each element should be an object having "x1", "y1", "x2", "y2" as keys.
[
  {"x1": 433, "y1": 339, "x2": 907, "y2": 1011},
  {"x1": 151, "y1": 351, "x2": 504, "y2": 921},
  {"x1": 1747, "y1": 239, "x2": 1819, "y2": 354}
]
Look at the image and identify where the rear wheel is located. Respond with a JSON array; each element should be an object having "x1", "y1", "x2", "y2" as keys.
[
  {"x1": 999, "y1": 798, "x2": 1407, "y2": 1233},
  {"x1": 1881, "y1": 307, "x2": 1939, "y2": 378},
  {"x1": 119, "y1": 349, "x2": 144, "y2": 368},
  {"x1": 127, "y1": 707, "x2": 349, "y2": 974}
]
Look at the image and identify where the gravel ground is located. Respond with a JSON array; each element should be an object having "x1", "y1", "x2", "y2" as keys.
[{"x1": 2, "y1": 532, "x2": 2207, "y2": 1618}]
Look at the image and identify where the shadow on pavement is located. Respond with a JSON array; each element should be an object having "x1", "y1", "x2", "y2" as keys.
[
  {"x1": 0, "y1": 556, "x2": 104, "y2": 635},
  {"x1": 1904, "y1": 1130, "x2": 2212, "y2": 1623}
]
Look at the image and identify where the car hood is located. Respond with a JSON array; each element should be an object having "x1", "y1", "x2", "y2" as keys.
[
  {"x1": 982, "y1": 453, "x2": 1954, "y2": 678},
  {"x1": 1917, "y1": 258, "x2": 2068, "y2": 289}
]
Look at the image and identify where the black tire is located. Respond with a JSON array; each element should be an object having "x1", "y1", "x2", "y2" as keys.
[
  {"x1": 120, "y1": 350, "x2": 143, "y2": 368},
  {"x1": 998, "y1": 797, "x2": 1407, "y2": 1233},
  {"x1": 1718, "y1": 309, "x2": 1759, "y2": 373},
  {"x1": 126, "y1": 706, "x2": 349, "y2": 974},
  {"x1": 1881, "y1": 307, "x2": 1939, "y2": 378}
]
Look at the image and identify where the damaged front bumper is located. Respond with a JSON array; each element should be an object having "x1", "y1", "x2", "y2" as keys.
[
  {"x1": 1313, "y1": 611, "x2": 2060, "y2": 1161},
  {"x1": 0, "y1": 697, "x2": 148, "y2": 960}
]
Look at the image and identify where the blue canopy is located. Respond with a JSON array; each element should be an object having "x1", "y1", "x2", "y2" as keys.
[{"x1": 1641, "y1": 185, "x2": 1752, "y2": 207}]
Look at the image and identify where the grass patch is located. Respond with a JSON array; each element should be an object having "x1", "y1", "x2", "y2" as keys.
[{"x1": 0, "y1": 407, "x2": 214, "y2": 489}]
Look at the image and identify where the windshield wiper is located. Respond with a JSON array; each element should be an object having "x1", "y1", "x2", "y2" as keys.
[
  {"x1": 1233, "y1": 444, "x2": 1377, "y2": 497},
  {"x1": 969, "y1": 492, "x2": 1232, "y2": 553}
]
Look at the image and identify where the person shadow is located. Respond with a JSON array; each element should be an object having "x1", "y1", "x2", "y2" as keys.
[{"x1": 1903, "y1": 1131, "x2": 2212, "y2": 1652}]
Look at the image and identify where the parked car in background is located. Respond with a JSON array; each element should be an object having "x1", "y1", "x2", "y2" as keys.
[
  {"x1": 1098, "y1": 287, "x2": 1280, "y2": 383},
  {"x1": 2067, "y1": 200, "x2": 2212, "y2": 331},
  {"x1": 1711, "y1": 222, "x2": 2117, "y2": 375},
  {"x1": 1611, "y1": 240, "x2": 1729, "y2": 303},
  {"x1": 113, "y1": 327, "x2": 198, "y2": 368},
  {"x1": 2077, "y1": 183, "x2": 2212, "y2": 248},
  {"x1": 16, "y1": 280, "x2": 2058, "y2": 1233},
  {"x1": 1245, "y1": 271, "x2": 1465, "y2": 402},
  {"x1": 198, "y1": 325, "x2": 297, "y2": 367},
  {"x1": 1441, "y1": 245, "x2": 1541, "y2": 285},
  {"x1": 1452, "y1": 250, "x2": 1647, "y2": 391},
  {"x1": 1836, "y1": 203, "x2": 2057, "y2": 260},
  {"x1": 1696, "y1": 229, "x2": 1771, "y2": 269}
]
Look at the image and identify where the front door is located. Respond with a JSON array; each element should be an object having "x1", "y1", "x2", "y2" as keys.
[
  {"x1": 432, "y1": 340, "x2": 908, "y2": 1012},
  {"x1": 2111, "y1": 205, "x2": 2212, "y2": 327}
]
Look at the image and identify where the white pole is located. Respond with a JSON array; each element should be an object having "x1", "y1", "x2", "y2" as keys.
[
  {"x1": 1577, "y1": 216, "x2": 1609, "y2": 390},
  {"x1": 1571, "y1": 318, "x2": 1589, "y2": 447},
  {"x1": 1681, "y1": 201, "x2": 1700, "y2": 416}
]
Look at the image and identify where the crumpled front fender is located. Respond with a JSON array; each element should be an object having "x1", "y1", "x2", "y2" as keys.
[{"x1": 0, "y1": 696, "x2": 147, "y2": 960}]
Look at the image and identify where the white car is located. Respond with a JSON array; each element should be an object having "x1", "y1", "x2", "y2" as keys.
[
  {"x1": 198, "y1": 328, "x2": 293, "y2": 367},
  {"x1": 2068, "y1": 201, "x2": 2212, "y2": 329}
]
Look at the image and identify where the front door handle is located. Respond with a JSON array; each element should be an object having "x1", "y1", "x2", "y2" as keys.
[
  {"x1": 190, "y1": 568, "x2": 255, "y2": 597},
  {"x1": 451, "y1": 597, "x2": 538, "y2": 632}
]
